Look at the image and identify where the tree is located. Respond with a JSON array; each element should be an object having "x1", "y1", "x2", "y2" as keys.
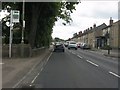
[
  {"x1": 2, "y1": 2, "x2": 22, "y2": 44},
  {"x1": 2, "y1": 2, "x2": 79, "y2": 48}
]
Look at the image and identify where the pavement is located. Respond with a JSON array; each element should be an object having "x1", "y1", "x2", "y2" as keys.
[
  {"x1": 2, "y1": 46, "x2": 53, "y2": 88},
  {"x1": 90, "y1": 48, "x2": 120, "y2": 58}
]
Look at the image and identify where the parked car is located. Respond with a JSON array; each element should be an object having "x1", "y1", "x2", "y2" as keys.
[
  {"x1": 64, "y1": 42, "x2": 69, "y2": 47},
  {"x1": 77, "y1": 42, "x2": 81, "y2": 48},
  {"x1": 68, "y1": 42, "x2": 77, "y2": 50},
  {"x1": 54, "y1": 42, "x2": 65, "y2": 52},
  {"x1": 80, "y1": 43, "x2": 91, "y2": 49}
]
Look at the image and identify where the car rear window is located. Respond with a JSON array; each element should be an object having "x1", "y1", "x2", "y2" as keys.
[{"x1": 70, "y1": 43, "x2": 76, "y2": 44}]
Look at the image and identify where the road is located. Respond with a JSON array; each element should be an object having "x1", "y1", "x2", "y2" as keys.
[{"x1": 28, "y1": 48, "x2": 119, "y2": 88}]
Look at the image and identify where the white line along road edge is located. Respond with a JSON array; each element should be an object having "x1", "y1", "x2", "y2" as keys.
[
  {"x1": 47, "y1": 52, "x2": 52, "y2": 62},
  {"x1": 31, "y1": 52, "x2": 53, "y2": 84},
  {"x1": 86, "y1": 60, "x2": 99, "y2": 67},
  {"x1": 109, "y1": 71, "x2": 120, "y2": 78},
  {"x1": 31, "y1": 73, "x2": 40, "y2": 84},
  {"x1": 0, "y1": 63, "x2": 4, "y2": 65},
  {"x1": 13, "y1": 52, "x2": 53, "y2": 88}
]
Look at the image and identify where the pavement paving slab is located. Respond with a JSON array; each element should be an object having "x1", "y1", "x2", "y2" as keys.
[
  {"x1": 91, "y1": 48, "x2": 119, "y2": 58},
  {"x1": 2, "y1": 48, "x2": 52, "y2": 88}
]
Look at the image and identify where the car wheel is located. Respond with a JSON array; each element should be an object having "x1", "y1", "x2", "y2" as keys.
[
  {"x1": 75, "y1": 48, "x2": 77, "y2": 50},
  {"x1": 63, "y1": 49, "x2": 65, "y2": 52},
  {"x1": 68, "y1": 48, "x2": 70, "y2": 49}
]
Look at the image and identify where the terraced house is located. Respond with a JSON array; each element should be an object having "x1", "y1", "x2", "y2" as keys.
[{"x1": 72, "y1": 18, "x2": 120, "y2": 49}]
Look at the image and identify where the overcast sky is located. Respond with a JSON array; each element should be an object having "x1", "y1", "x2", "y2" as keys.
[{"x1": 52, "y1": 1, "x2": 119, "y2": 40}]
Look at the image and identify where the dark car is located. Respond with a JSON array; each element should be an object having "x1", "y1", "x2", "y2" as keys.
[
  {"x1": 77, "y1": 43, "x2": 81, "y2": 48},
  {"x1": 54, "y1": 42, "x2": 65, "y2": 52}
]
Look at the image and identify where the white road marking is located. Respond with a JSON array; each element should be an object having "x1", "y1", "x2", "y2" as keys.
[
  {"x1": 47, "y1": 52, "x2": 52, "y2": 62},
  {"x1": 0, "y1": 63, "x2": 4, "y2": 65},
  {"x1": 29, "y1": 84, "x2": 32, "y2": 86},
  {"x1": 72, "y1": 52, "x2": 75, "y2": 55},
  {"x1": 43, "y1": 52, "x2": 52, "y2": 67},
  {"x1": 77, "y1": 55, "x2": 83, "y2": 59},
  {"x1": 31, "y1": 73, "x2": 40, "y2": 84},
  {"x1": 109, "y1": 71, "x2": 120, "y2": 78},
  {"x1": 13, "y1": 52, "x2": 53, "y2": 88},
  {"x1": 41, "y1": 67, "x2": 43, "y2": 71},
  {"x1": 31, "y1": 52, "x2": 52, "y2": 84},
  {"x1": 86, "y1": 60, "x2": 99, "y2": 67}
]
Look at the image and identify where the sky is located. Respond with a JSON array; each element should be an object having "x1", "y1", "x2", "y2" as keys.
[{"x1": 52, "y1": 1, "x2": 119, "y2": 40}]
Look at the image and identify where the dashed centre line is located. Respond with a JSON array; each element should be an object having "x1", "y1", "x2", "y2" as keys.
[
  {"x1": 109, "y1": 71, "x2": 120, "y2": 78},
  {"x1": 72, "y1": 52, "x2": 76, "y2": 55},
  {"x1": 77, "y1": 55, "x2": 83, "y2": 59},
  {"x1": 86, "y1": 60, "x2": 99, "y2": 67}
]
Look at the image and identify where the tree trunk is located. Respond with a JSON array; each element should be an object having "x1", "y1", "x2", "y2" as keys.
[{"x1": 29, "y1": 4, "x2": 40, "y2": 48}]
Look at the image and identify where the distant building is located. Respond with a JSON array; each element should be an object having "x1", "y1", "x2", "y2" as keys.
[
  {"x1": 77, "y1": 23, "x2": 107, "y2": 48},
  {"x1": 71, "y1": 18, "x2": 120, "y2": 49}
]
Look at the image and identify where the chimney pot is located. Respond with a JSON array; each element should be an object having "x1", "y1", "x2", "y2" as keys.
[
  {"x1": 90, "y1": 27, "x2": 92, "y2": 30},
  {"x1": 93, "y1": 24, "x2": 96, "y2": 28},
  {"x1": 109, "y1": 17, "x2": 113, "y2": 25}
]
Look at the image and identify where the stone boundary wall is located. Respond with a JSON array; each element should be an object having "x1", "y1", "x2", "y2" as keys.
[{"x1": 2, "y1": 44, "x2": 46, "y2": 58}]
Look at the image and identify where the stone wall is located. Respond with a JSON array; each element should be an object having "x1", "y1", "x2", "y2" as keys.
[{"x1": 2, "y1": 44, "x2": 46, "y2": 58}]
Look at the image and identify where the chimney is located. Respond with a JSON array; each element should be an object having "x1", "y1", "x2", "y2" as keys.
[
  {"x1": 90, "y1": 27, "x2": 92, "y2": 30},
  {"x1": 79, "y1": 31, "x2": 82, "y2": 35},
  {"x1": 93, "y1": 24, "x2": 96, "y2": 28},
  {"x1": 109, "y1": 17, "x2": 113, "y2": 25},
  {"x1": 79, "y1": 31, "x2": 81, "y2": 35}
]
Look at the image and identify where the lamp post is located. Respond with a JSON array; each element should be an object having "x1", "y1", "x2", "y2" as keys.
[{"x1": 21, "y1": 0, "x2": 25, "y2": 43}]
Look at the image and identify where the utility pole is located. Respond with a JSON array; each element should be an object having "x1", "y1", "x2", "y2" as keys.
[
  {"x1": 9, "y1": 10, "x2": 13, "y2": 58},
  {"x1": 21, "y1": 0, "x2": 25, "y2": 43},
  {"x1": 21, "y1": 0, "x2": 25, "y2": 58},
  {"x1": 9, "y1": 10, "x2": 20, "y2": 58}
]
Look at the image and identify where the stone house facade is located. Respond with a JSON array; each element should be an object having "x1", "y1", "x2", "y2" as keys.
[
  {"x1": 72, "y1": 18, "x2": 120, "y2": 49},
  {"x1": 75, "y1": 23, "x2": 107, "y2": 49}
]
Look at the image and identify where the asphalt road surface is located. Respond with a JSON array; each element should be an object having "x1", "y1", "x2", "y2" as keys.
[{"x1": 29, "y1": 48, "x2": 119, "y2": 88}]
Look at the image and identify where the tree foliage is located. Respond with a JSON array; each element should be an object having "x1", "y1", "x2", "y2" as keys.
[{"x1": 2, "y1": 2, "x2": 79, "y2": 48}]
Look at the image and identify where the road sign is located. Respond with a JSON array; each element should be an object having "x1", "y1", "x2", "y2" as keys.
[
  {"x1": 9, "y1": 10, "x2": 20, "y2": 58},
  {"x1": 11, "y1": 10, "x2": 20, "y2": 23},
  {"x1": 23, "y1": 20, "x2": 25, "y2": 28}
]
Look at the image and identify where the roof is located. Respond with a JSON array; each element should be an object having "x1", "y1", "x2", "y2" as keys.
[
  {"x1": 92, "y1": 23, "x2": 107, "y2": 32},
  {"x1": 80, "y1": 23, "x2": 107, "y2": 36}
]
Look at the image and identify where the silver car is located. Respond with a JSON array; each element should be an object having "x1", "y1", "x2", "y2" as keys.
[{"x1": 68, "y1": 42, "x2": 77, "y2": 50}]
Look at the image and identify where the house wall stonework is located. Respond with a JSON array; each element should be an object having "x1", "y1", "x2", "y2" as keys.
[
  {"x1": 110, "y1": 20, "x2": 120, "y2": 49},
  {"x1": 88, "y1": 32, "x2": 94, "y2": 48},
  {"x1": 72, "y1": 19, "x2": 119, "y2": 49}
]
